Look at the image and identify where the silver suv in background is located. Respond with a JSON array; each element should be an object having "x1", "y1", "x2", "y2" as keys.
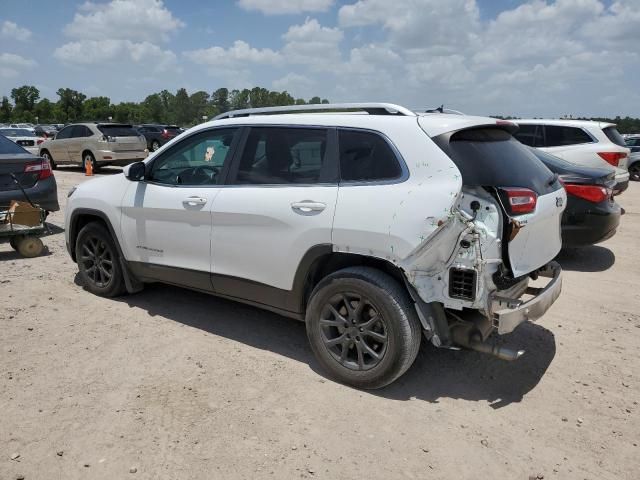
[
  {"x1": 514, "y1": 119, "x2": 630, "y2": 194},
  {"x1": 39, "y1": 123, "x2": 147, "y2": 171}
]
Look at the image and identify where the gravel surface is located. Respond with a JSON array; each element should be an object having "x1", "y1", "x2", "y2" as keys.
[{"x1": 1, "y1": 168, "x2": 639, "y2": 479}]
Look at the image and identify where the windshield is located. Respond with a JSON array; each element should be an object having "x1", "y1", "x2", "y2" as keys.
[
  {"x1": 0, "y1": 134, "x2": 29, "y2": 154},
  {"x1": 0, "y1": 128, "x2": 36, "y2": 137}
]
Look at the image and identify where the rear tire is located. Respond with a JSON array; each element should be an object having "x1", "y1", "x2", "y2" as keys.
[
  {"x1": 629, "y1": 162, "x2": 640, "y2": 182},
  {"x1": 82, "y1": 152, "x2": 99, "y2": 173},
  {"x1": 9, "y1": 235, "x2": 21, "y2": 250},
  {"x1": 75, "y1": 222, "x2": 125, "y2": 297},
  {"x1": 305, "y1": 267, "x2": 422, "y2": 389},
  {"x1": 41, "y1": 150, "x2": 56, "y2": 169}
]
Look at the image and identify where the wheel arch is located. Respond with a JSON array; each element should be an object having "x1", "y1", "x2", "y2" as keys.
[
  {"x1": 68, "y1": 209, "x2": 121, "y2": 262},
  {"x1": 293, "y1": 246, "x2": 409, "y2": 313},
  {"x1": 69, "y1": 208, "x2": 142, "y2": 293},
  {"x1": 81, "y1": 149, "x2": 95, "y2": 161}
]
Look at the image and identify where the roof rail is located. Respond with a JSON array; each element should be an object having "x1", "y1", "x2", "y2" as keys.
[{"x1": 213, "y1": 103, "x2": 416, "y2": 120}]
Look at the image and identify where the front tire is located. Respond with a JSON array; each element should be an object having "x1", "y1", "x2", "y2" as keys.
[
  {"x1": 306, "y1": 267, "x2": 422, "y2": 389},
  {"x1": 75, "y1": 222, "x2": 125, "y2": 297}
]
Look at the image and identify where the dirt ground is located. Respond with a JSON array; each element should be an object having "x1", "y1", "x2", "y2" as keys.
[{"x1": 1, "y1": 168, "x2": 639, "y2": 480}]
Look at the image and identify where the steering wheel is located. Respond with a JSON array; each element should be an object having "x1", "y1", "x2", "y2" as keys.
[{"x1": 191, "y1": 165, "x2": 220, "y2": 184}]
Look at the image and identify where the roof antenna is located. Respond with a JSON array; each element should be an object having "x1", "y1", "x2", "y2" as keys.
[{"x1": 437, "y1": 105, "x2": 444, "y2": 113}]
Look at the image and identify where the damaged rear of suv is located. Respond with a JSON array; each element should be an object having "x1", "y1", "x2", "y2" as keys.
[{"x1": 65, "y1": 103, "x2": 565, "y2": 390}]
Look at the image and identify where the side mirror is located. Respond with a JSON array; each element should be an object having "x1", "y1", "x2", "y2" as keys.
[{"x1": 125, "y1": 161, "x2": 146, "y2": 181}]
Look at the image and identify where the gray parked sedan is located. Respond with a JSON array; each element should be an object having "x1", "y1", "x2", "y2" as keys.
[{"x1": 0, "y1": 134, "x2": 59, "y2": 213}]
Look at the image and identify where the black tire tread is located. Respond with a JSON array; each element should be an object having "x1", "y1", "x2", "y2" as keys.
[
  {"x1": 75, "y1": 221, "x2": 126, "y2": 297},
  {"x1": 306, "y1": 266, "x2": 421, "y2": 389}
]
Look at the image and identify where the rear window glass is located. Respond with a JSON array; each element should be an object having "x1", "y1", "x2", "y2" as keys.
[
  {"x1": 434, "y1": 128, "x2": 558, "y2": 195},
  {"x1": 338, "y1": 129, "x2": 402, "y2": 182},
  {"x1": 0, "y1": 134, "x2": 29, "y2": 154},
  {"x1": 98, "y1": 125, "x2": 139, "y2": 137},
  {"x1": 602, "y1": 126, "x2": 626, "y2": 147},
  {"x1": 544, "y1": 126, "x2": 592, "y2": 147}
]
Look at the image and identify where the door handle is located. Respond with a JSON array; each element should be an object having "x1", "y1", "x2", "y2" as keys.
[
  {"x1": 183, "y1": 196, "x2": 207, "y2": 206},
  {"x1": 291, "y1": 201, "x2": 326, "y2": 214}
]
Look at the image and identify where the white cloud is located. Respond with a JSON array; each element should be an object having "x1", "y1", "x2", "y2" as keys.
[
  {"x1": 54, "y1": 40, "x2": 177, "y2": 72},
  {"x1": 282, "y1": 18, "x2": 343, "y2": 66},
  {"x1": 273, "y1": 72, "x2": 314, "y2": 92},
  {"x1": 53, "y1": 0, "x2": 181, "y2": 74},
  {"x1": 329, "y1": 0, "x2": 640, "y2": 116},
  {"x1": 185, "y1": 40, "x2": 282, "y2": 69},
  {"x1": 237, "y1": 0, "x2": 334, "y2": 15},
  {"x1": 0, "y1": 53, "x2": 36, "y2": 78},
  {"x1": 339, "y1": 0, "x2": 480, "y2": 53},
  {"x1": 1, "y1": 21, "x2": 32, "y2": 42},
  {"x1": 64, "y1": 0, "x2": 183, "y2": 43}
]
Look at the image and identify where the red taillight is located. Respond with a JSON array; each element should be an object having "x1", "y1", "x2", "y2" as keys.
[
  {"x1": 501, "y1": 187, "x2": 537, "y2": 215},
  {"x1": 24, "y1": 159, "x2": 52, "y2": 180},
  {"x1": 564, "y1": 183, "x2": 609, "y2": 203},
  {"x1": 161, "y1": 129, "x2": 169, "y2": 139},
  {"x1": 37, "y1": 137, "x2": 45, "y2": 145},
  {"x1": 597, "y1": 151, "x2": 627, "y2": 167}
]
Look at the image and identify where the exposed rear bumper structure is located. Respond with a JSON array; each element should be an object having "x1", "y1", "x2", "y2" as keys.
[{"x1": 490, "y1": 261, "x2": 562, "y2": 335}]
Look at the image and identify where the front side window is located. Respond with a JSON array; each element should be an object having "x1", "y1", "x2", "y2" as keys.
[
  {"x1": 338, "y1": 129, "x2": 402, "y2": 182},
  {"x1": 544, "y1": 126, "x2": 592, "y2": 147},
  {"x1": 232, "y1": 127, "x2": 328, "y2": 185},
  {"x1": 148, "y1": 128, "x2": 238, "y2": 186}
]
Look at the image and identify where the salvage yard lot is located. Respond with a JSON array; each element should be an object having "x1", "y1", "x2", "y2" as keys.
[{"x1": 2, "y1": 168, "x2": 639, "y2": 480}]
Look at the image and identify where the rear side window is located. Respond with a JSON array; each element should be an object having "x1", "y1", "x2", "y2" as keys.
[
  {"x1": 338, "y1": 129, "x2": 402, "y2": 182},
  {"x1": 55, "y1": 126, "x2": 73, "y2": 139},
  {"x1": 514, "y1": 124, "x2": 544, "y2": 147},
  {"x1": 544, "y1": 126, "x2": 592, "y2": 147},
  {"x1": 71, "y1": 125, "x2": 93, "y2": 138},
  {"x1": 233, "y1": 127, "x2": 329, "y2": 185},
  {"x1": 97, "y1": 124, "x2": 139, "y2": 137},
  {"x1": 602, "y1": 126, "x2": 626, "y2": 147},
  {"x1": 433, "y1": 128, "x2": 558, "y2": 195},
  {"x1": 0, "y1": 133, "x2": 28, "y2": 154}
]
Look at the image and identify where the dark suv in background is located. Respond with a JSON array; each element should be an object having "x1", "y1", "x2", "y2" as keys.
[
  {"x1": 135, "y1": 124, "x2": 182, "y2": 151},
  {"x1": 0, "y1": 133, "x2": 59, "y2": 213}
]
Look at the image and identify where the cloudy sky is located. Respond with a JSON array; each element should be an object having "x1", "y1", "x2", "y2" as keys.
[{"x1": 1, "y1": 0, "x2": 638, "y2": 117}]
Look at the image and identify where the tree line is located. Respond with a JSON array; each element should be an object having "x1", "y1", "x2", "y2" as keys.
[
  {"x1": 3, "y1": 84, "x2": 639, "y2": 133},
  {"x1": 0, "y1": 85, "x2": 330, "y2": 127}
]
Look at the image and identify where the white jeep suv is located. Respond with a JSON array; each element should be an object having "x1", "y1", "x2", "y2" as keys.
[
  {"x1": 514, "y1": 119, "x2": 630, "y2": 194},
  {"x1": 65, "y1": 103, "x2": 565, "y2": 389}
]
